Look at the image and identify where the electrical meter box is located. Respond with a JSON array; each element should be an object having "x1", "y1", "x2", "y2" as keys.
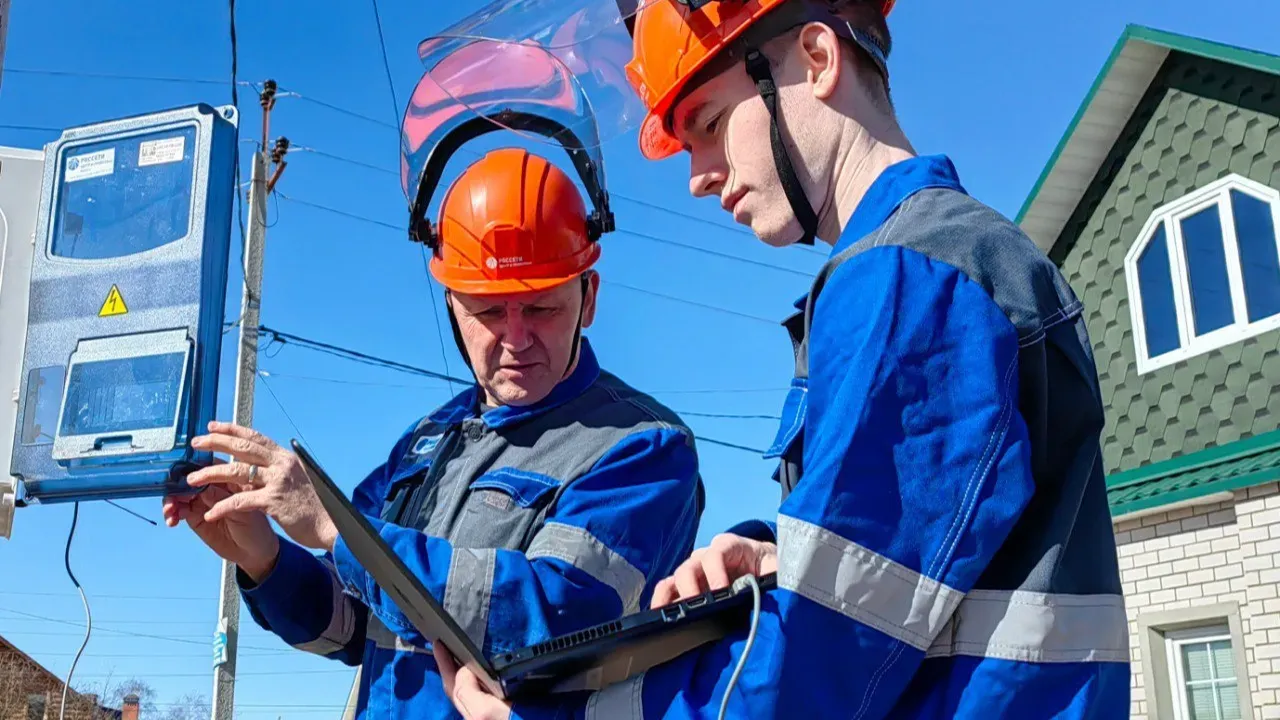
[{"x1": 8, "y1": 104, "x2": 238, "y2": 504}]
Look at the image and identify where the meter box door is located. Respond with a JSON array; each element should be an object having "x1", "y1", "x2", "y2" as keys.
[
  {"x1": 9, "y1": 104, "x2": 239, "y2": 504},
  {"x1": 1, "y1": 146, "x2": 44, "y2": 537}
]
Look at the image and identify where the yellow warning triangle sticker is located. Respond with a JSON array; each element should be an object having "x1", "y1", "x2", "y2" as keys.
[{"x1": 99, "y1": 284, "x2": 129, "y2": 317}]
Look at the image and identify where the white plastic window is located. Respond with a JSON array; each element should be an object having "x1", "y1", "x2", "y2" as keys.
[
  {"x1": 1125, "y1": 174, "x2": 1280, "y2": 374},
  {"x1": 1165, "y1": 625, "x2": 1241, "y2": 720}
]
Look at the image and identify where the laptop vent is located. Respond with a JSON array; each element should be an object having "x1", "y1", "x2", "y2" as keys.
[{"x1": 531, "y1": 620, "x2": 624, "y2": 657}]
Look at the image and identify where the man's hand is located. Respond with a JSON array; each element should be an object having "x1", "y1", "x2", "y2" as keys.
[
  {"x1": 650, "y1": 533, "x2": 778, "y2": 608},
  {"x1": 436, "y1": 645, "x2": 512, "y2": 720},
  {"x1": 186, "y1": 421, "x2": 339, "y2": 553},
  {"x1": 163, "y1": 469, "x2": 280, "y2": 582}
]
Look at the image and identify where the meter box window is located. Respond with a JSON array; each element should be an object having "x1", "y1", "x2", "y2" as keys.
[
  {"x1": 54, "y1": 126, "x2": 199, "y2": 260},
  {"x1": 9, "y1": 104, "x2": 238, "y2": 504}
]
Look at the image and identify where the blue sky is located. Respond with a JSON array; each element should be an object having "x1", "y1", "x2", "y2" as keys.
[{"x1": 3, "y1": 0, "x2": 1280, "y2": 718}]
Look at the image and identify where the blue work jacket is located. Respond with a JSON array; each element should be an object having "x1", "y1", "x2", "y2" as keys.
[
  {"x1": 237, "y1": 339, "x2": 706, "y2": 720},
  {"x1": 509, "y1": 156, "x2": 1130, "y2": 719}
]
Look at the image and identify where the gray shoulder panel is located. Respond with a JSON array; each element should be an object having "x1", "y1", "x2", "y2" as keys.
[
  {"x1": 483, "y1": 372, "x2": 695, "y2": 487},
  {"x1": 841, "y1": 188, "x2": 1084, "y2": 347},
  {"x1": 590, "y1": 370, "x2": 691, "y2": 435}
]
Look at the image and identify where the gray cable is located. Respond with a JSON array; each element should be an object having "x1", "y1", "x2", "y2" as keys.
[
  {"x1": 58, "y1": 503, "x2": 91, "y2": 720},
  {"x1": 718, "y1": 574, "x2": 761, "y2": 720}
]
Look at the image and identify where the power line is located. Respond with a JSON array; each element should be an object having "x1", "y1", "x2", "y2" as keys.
[
  {"x1": 616, "y1": 227, "x2": 812, "y2": 278},
  {"x1": 0, "y1": 590, "x2": 209, "y2": 601},
  {"x1": 283, "y1": 142, "x2": 828, "y2": 259},
  {"x1": 275, "y1": 193, "x2": 399, "y2": 230},
  {"x1": 260, "y1": 325, "x2": 467, "y2": 385},
  {"x1": 696, "y1": 436, "x2": 767, "y2": 454},
  {"x1": 258, "y1": 370, "x2": 439, "y2": 391},
  {"x1": 256, "y1": 371, "x2": 314, "y2": 450},
  {"x1": 284, "y1": 146, "x2": 392, "y2": 177},
  {"x1": 65, "y1": 669, "x2": 352, "y2": 680},
  {"x1": 605, "y1": 280, "x2": 781, "y2": 326},
  {"x1": 0, "y1": 64, "x2": 832, "y2": 262},
  {"x1": 259, "y1": 368, "x2": 787, "y2": 400},
  {"x1": 673, "y1": 409, "x2": 781, "y2": 421},
  {"x1": 278, "y1": 90, "x2": 396, "y2": 129},
  {"x1": 0, "y1": 607, "x2": 283, "y2": 652},
  {"x1": 272, "y1": 164, "x2": 793, "y2": 324},
  {"x1": 0, "y1": 629, "x2": 281, "y2": 653},
  {"x1": 3, "y1": 67, "x2": 235, "y2": 85},
  {"x1": 228, "y1": 0, "x2": 249, "y2": 276},
  {"x1": 646, "y1": 386, "x2": 791, "y2": 395},
  {"x1": 0, "y1": 615, "x2": 216, "y2": 627},
  {"x1": 0, "y1": 123, "x2": 61, "y2": 133},
  {"x1": 1, "y1": 66, "x2": 391, "y2": 137},
  {"x1": 367, "y1": 0, "x2": 401, "y2": 117},
  {"x1": 258, "y1": 370, "x2": 779, "y2": 421},
  {"x1": 612, "y1": 190, "x2": 828, "y2": 259},
  {"x1": 273, "y1": 192, "x2": 813, "y2": 280},
  {"x1": 103, "y1": 499, "x2": 157, "y2": 526},
  {"x1": 255, "y1": 326, "x2": 768, "y2": 454},
  {"x1": 289, "y1": 146, "x2": 397, "y2": 175},
  {"x1": 417, "y1": 245, "x2": 459, "y2": 395},
  {"x1": 363, "y1": 0, "x2": 460, "y2": 398},
  {"x1": 11, "y1": 650, "x2": 294, "y2": 658}
]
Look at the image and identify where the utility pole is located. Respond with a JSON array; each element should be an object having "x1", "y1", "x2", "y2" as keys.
[{"x1": 211, "y1": 81, "x2": 284, "y2": 720}]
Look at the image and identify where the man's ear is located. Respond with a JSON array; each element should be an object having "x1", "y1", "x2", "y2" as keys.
[
  {"x1": 799, "y1": 22, "x2": 843, "y2": 101},
  {"x1": 580, "y1": 271, "x2": 601, "y2": 329}
]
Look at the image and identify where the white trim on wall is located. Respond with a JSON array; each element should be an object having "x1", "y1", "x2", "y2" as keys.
[{"x1": 1136, "y1": 602, "x2": 1256, "y2": 720}]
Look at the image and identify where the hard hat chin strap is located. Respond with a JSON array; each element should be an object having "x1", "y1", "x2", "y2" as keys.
[
  {"x1": 562, "y1": 274, "x2": 591, "y2": 382},
  {"x1": 444, "y1": 293, "x2": 474, "y2": 378},
  {"x1": 743, "y1": 48, "x2": 820, "y2": 246}
]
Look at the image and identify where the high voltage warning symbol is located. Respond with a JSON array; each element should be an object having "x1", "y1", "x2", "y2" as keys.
[{"x1": 99, "y1": 284, "x2": 129, "y2": 317}]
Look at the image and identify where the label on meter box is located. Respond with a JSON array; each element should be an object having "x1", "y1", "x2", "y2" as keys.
[
  {"x1": 138, "y1": 137, "x2": 185, "y2": 167},
  {"x1": 65, "y1": 148, "x2": 115, "y2": 182}
]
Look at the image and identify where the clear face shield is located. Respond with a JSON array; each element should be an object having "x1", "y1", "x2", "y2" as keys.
[{"x1": 399, "y1": 0, "x2": 653, "y2": 247}]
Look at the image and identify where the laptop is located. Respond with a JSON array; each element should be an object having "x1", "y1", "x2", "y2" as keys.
[{"x1": 291, "y1": 439, "x2": 775, "y2": 700}]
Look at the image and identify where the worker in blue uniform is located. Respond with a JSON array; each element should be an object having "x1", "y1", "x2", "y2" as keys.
[
  {"x1": 434, "y1": 0, "x2": 1131, "y2": 717},
  {"x1": 162, "y1": 146, "x2": 705, "y2": 720}
]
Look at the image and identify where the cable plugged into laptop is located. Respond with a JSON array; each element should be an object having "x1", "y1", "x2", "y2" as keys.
[
  {"x1": 299, "y1": 433, "x2": 779, "y2": 704},
  {"x1": 718, "y1": 573, "x2": 762, "y2": 720}
]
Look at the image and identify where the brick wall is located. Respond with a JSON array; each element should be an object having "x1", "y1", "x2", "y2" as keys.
[
  {"x1": 1114, "y1": 481, "x2": 1280, "y2": 718},
  {"x1": 0, "y1": 640, "x2": 114, "y2": 720}
]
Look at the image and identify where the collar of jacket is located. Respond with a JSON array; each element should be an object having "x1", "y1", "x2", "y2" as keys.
[
  {"x1": 427, "y1": 337, "x2": 603, "y2": 430},
  {"x1": 830, "y1": 153, "x2": 967, "y2": 257},
  {"x1": 786, "y1": 153, "x2": 969, "y2": 313}
]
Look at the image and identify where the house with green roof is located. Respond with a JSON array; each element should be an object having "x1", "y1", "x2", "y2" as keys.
[{"x1": 1018, "y1": 24, "x2": 1280, "y2": 720}]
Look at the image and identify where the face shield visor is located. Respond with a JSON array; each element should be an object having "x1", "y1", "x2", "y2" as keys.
[{"x1": 400, "y1": 0, "x2": 650, "y2": 246}]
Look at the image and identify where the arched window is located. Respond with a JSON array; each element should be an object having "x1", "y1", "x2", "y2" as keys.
[{"x1": 1126, "y1": 174, "x2": 1280, "y2": 374}]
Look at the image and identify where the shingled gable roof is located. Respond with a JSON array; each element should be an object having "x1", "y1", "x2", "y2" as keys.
[
  {"x1": 1015, "y1": 24, "x2": 1280, "y2": 258},
  {"x1": 1012, "y1": 25, "x2": 1280, "y2": 516}
]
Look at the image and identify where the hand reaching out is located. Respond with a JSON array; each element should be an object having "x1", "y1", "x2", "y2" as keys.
[{"x1": 650, "y1": 533, "x2": 778, "y2": 608}]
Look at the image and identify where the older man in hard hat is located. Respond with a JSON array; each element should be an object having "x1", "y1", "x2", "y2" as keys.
[
  {"x1": 164, "y1": 147, "x2": 706, "y2": 720},
  {"x1": 435, "y1": 0, "x2": 1129, "y2": 718}
]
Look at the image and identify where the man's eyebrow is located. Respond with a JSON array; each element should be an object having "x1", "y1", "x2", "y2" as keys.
[{"x1": 678, "y1": 101, "x2": 711, "y2": 137}]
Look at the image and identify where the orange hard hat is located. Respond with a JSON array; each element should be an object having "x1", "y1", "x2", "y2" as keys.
[
  {"x1": 429, "y1": 147, "x2": 601, "y2": 295},
  {"x1": 626, "y1": 0, "x2": 897, "y2": 160}
]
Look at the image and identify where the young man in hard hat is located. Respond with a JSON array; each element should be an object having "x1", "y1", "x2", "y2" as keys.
[
  {"x1": 163, "y1": 147, "x2": 706, "y2": 720},
  {"x1": 435, "y1": 0, "x2": 1129, "y2": 717}
]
